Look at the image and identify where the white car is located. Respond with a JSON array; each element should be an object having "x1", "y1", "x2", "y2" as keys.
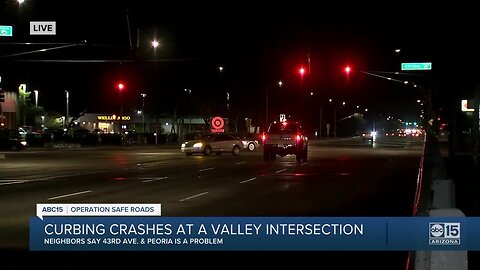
[
  {"x1": 241, "y1": 139, "x2": 260, "y2": 151},
  {"x1": 361, "y1": 131, "x2": 376, "y2": 141},
  {"x1": 181, "y1": 133, "x2": 242, "y2": 156}
]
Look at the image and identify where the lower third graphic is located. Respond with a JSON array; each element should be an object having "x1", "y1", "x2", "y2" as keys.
[{"x1": 429, "y1": 222, "x2": 461, "y2": 245}]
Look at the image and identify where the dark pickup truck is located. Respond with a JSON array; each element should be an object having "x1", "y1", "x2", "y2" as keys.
[{"x1": 261, "y1": 121, "x2": 308, "y2": 162}]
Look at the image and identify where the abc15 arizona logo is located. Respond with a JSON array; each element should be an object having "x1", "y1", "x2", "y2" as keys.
[{"x1": 429, "y1": 222, "x2": 461, "y2": 245}]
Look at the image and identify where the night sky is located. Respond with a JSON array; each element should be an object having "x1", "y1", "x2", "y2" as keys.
[{"x1": 1, "y1": 0, "x2": 478, "y2": 129}]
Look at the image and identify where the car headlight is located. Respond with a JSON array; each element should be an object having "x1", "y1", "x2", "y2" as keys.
[
  {"x1": 21, "y1": 141, "x2": 27, "y2": 146},
  {"x1": 193, "y1": 142, "x2": 203, "y2": 148},
  {"x1": 181, "y1": 143, "x2": 186, "y2": 148}
]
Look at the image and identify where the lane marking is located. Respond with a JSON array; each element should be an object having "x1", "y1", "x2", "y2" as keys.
[
  {"x1": 179, "y1": 192, "x2": 209, "y2": 202},
  {"x1": 301, "y1": 162, "x2": 310, "y2": 166},
  {"x1": 275, "y1": 169, "x2": 287, "y2": 174},
  {"x1": 235, "y1": 161, "x2": 247, "y2": 165},
  {"x1": 47, "y1": 190, "x2": 92, "y2": 201},
  {"x1": 0, "y1": 180, "x2": 25, "y2": 186},
  {"x1": 198, "y1": 167, "x2": 214, "y2": 172},
  {"x1": 142, "y1": 177, "x2": 168, "y2": 183},
  {"x1": 240, "y1": 177, "x2": 256, "y2": 184}
]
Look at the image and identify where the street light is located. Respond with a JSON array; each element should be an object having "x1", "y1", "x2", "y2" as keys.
[
  {"x1": 34, "y1": 90, "x2": 38, "y2": 107},
  {"x1": 266, "y1": 80, "x2": 283, "y2": 129},
  {"x1": 65, "y1": 90, "x2": 69, "y2": 129},
  {"x1": 151, "y1": 40, "x2": 159, "y2": 48}
]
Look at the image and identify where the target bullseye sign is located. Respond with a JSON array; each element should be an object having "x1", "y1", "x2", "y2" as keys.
[{"x1": 211, "y1": 116, "x2": 225, "y2": 133}]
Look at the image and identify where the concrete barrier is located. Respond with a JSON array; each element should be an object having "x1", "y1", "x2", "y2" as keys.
[
  {"x1": 429, "y1": 209, "x2": 468, "y2": 270},
  {"x1": 413, "y1": 208, "x2": 468, "y2": 270},
  {"x1": 410, "y1": 135, "x2": 468, "y2": 270},
  {"x1": 431, "y1": 179, "x2": 456, "y2": 209}
]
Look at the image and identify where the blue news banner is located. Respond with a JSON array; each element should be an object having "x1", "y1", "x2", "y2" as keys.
[{"x1": 30, "y1": 217, "x2": 480, "y2": 251}]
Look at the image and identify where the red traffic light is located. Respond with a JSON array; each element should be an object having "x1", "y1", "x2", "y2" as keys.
[
  {"x1": 298, "y1": 67, "x2": 306, "y2": 76},
  {"x1": 117, "y1": 82, "x2": 125, "y2": 92},
  {"x1": 344, "y1": 65, "x2": 351, "y2": 74}
]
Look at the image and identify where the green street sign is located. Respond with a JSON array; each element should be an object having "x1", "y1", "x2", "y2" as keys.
[
  {"x1": 0, "y1": 25, "x2": 13, "y2": 37},
  {"x1": 401, "y1": 62, "x2": 432, "y2": 71}
]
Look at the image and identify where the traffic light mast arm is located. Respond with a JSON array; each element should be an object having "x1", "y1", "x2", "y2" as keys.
[{"x1": 359, "y1": 70, "x2": 405, "y2": 83}]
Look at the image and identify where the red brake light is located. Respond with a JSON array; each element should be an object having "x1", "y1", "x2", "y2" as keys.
[
  {"x1": 296, "y1": 134, "x2": 301, "y2": 141},
  {"x1": 261, "y1": 133, "x2": 267, "y2": 142}
]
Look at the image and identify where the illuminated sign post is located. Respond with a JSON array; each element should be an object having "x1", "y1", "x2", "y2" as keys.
[
  {"x1": 401, "y1": 62, "x2": 432, "y2": 71},
  {"x1": 0, "y1": 25, "x2": 13, "y2": 37},
  {"x1": 210, "y1": 116, "x2": 225, "y2": 133}
]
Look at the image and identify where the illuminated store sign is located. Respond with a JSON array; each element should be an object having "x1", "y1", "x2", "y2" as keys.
[{"x1": 97, "y1": 115, "x2": 131, "y2": 121}]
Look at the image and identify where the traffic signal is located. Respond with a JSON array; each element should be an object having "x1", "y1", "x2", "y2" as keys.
[
  {"x1": 298, "y1": 67, "x2": 306, "y2": 76},
  {"x1": 344, "y1": 65, "x2": 351, "y2": 75},
  {"x1": 117, "y1": 82, "x2": 125, "y2": 92},
  {"x1": 0, "y1": 89, "x2": 5, "y2": 102}
]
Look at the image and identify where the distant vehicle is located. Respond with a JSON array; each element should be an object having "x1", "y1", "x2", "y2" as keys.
[
  {"x1": 385, "y1": 131, "x2": 396, "y2": 137},
  {"x1": 0, "y1": 129, "x2": 27, "y2": 151},
  {"x1": 236, "y1": 133, "x2": 260, "y2": 151},
  {"x1": 181, "y1": 133, "x2": 242, "y2": 156},
  {"x1": 242, "y1": 139, "x2": 260, "y2": 151},
  {"x1": 261, "y1": 121, "x2": 308, "y2": 162},
  {"x1": 361, "y1": 131, "x2": 376, "y2": 141}
]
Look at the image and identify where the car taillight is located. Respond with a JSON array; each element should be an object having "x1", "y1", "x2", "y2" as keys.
[
  {"x1": 261, "y1": 133, "x2": 267, "y2": 142},
  {"x1": 296, "y1": 134, "x2": 301, "y2": 141}
]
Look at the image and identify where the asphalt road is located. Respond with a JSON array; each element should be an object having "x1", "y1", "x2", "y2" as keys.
[{"x1": 0, "y1": 136, "x2": 423, "y2": 269}]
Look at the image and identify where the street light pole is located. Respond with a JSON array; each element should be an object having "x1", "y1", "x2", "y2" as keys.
[
  {"x1": 34, "y1": 90, "x2": 38, "y2": 107},
  {"x1": 141, "y1": 93, "x2": 146, "y2": 133},
  {"x1": 266, "y1": 86, "x2": 269, "y2": 129},
  {"x1": 65, "y1": 90, "x2": 69, "y2": 129},
  {"x1": 319, "y1": 103, "x2": 323, "y2": 139},
  {"x1": 333, "y1": 108, "x2": 337, "y2": 138},
  {"x1": 266, "y1": 80, "x2": 282, "y2": 130}
]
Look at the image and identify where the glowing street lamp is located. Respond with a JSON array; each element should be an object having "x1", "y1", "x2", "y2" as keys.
[
  {"x1": 266, "y1": 80, "x2": 283, "y2": 128},
  {"x1": 34, "y1": 90, "x2": 39, "y2": 107}
]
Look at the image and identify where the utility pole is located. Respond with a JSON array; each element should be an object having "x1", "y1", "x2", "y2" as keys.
[
  {"x1": 65, "y1": 90, "x2": 69, "y2": 128},
  {"x1": 333, "y1": 108, "x2": 337, "y2": 138},
  {"x1": 141, "y1": 93, "x2": 146, "y2": 133},
  {"x1": 319, "y1": 103, "x2": 323, "y2": 139}
]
